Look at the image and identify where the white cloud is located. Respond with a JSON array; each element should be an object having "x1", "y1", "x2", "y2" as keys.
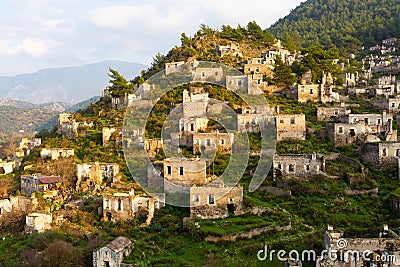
[
  {"x1": 21, "y1": 37, "x2": 49, "y2": 57},
  {"x1": 0, "y1": 0, "x2": 304, "y2": 76}
]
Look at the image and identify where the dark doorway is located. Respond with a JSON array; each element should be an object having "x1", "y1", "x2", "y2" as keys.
[
  {"x1": 104, "y1": 261, "x2": 110, "y2": 267},
  {"x1": 227, "y1": 204, "x2": 235, "y2": 215},
  {"x1": 106, "y1": 212, "x2": 112, "y2": 221}
]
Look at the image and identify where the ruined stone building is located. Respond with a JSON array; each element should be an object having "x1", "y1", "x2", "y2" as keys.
[
  {"x1": 316, "y1": 106, "x2": 351, "y2": 122},
  {"x1": 102, "y1": 190, "x2": 163, "y2": 223},
  {"x1": 287, "y1": 84, "x2": 340, "y2": 103},
  {"x1": 0, "y1": 160, "x2": 17, "y2": 175},
  {"x1": 25, "y1": 213, "x2": 52, "y2": 233},
  {"x1": 57, "y1": 113, "x2": 93, "y2": 139},
  {"x1": 361, "y1": 142, "x2": 400, "y2": 169},
  {"x1": 163, "y1": 157, "x2": 208, "y2": 187},
  {"x1": 273, "y1": 154, "x2": 325, "y2": 179},
  {"x1": 327, "y1": 112, "x2": 397, "y2": 146},
  {"x1": 339, "y1": 72, "x2": 358, "y2": 87},
  {"x1": 372, "y1": 97, "x2": 400, "y2": 113},
  {"x1": 21, "y1": 174, "x2": 64, "y2": 197},
  {"x1": 192, "y1": 67, "x2": 223, "y2": 83},
  {"x1": 76, "y1": 163, "x2": 120, "y2": 192},
  {"x1": 193, "y1": 131, "x2": 234, "y2": 154},
  {"x1": 93, "y1": 236, "x2": 133, "y2": 267},
  {"x1": 275, "y1": 114, "x2": 307, "y2": 141},
  {"x1": 0, "y1": 196, "x2": 33, "y2": 217},
  {"x1": 373, "y1": 84, "x2": 395, "y2": 97},
  {"x1": 40, "y1": 148, "x2": 74, "y2": 161},
  {"x1": 165, "y1": 61, "x2": 185, "y2": 75},
  {"x1": 226, "y1": 75, "x2": 249, "y2": 93},
  {"x1": 144, "y1": 139, "x2": 163, "y2": 158},
  {"x1": 216, "y1": 43, "x2": 242, "y2": 57},
  {"x1": 318, "y1": 225, "x2": 400, "y2": 267},
  {"x1": 237, "y1": 104, "x2": 278, "y2": 133},
  {"x1": 15, "y1": 137, "x2": 41, "y2": 158},
  {"x1": 179, "y1": 90, "x2": 210, "y2": 145},
  {"x1": 103, "y1": 127, "x2": 122, "y2": 147},
  {"x1": 189, "y1": 180, "x2": 243, "y2": 219},
  {"x1": 376, "y1": 75, "x2": 396, "y2": 85}
]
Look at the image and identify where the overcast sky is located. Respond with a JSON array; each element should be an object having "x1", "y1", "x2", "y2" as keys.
[{"x1": 0, "y1": 0, "x2": 303, "y2": 76}]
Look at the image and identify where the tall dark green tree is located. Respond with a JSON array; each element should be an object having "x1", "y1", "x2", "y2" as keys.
[
  {"x1": 273, "y1": 56, "x2": 297, "y2": 86},
  {"x1": 108, "y1": 68, "x2": 134, "y2": 97}
]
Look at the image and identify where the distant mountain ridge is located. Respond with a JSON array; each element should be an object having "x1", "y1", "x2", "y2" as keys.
[
  {"x1": 0, "y1": 96, "x2": 101, "y2": 112},
  {"x1": 0, "y1": 60, "x2": 147, "y2": 104},
  {"x1": 0, "y1": 96, "x2": 101, "y2": 135}
]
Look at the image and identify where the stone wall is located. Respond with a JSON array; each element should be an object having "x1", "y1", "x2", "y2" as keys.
[
  {"x1": 276, "y1": 114, "x2": 306, "y2": 141},
  {"x1": 361, "y1": 142, "x2": 400, "y2": 169},
  {"x1": 316, "y1": 106, "x2": 350, "y2": 122},
  {"x1": 190, "y1": 185, "x2": 243, "y2": 219},
  {"x1": 273, "y1": 154, "x2": 325, "y2": 179},
  {"x1": 192, "y1": 132, "x2": 234, "y2": 154},
  {"x1": 163, "y1": 158, "x2": 207, "y2": 187}
]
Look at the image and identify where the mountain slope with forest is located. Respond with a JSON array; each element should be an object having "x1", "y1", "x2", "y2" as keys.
[{"x1": 269, "y1": 0, "x2": 400, "y2": 52}]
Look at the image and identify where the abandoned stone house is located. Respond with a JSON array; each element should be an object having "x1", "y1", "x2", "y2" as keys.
[
  {"x1": 287, "y1": 84, "x2": 340, "y2": 103},
  {"x1": 327, "y1": 112, "x2": 397, "y2": 146},
  {"x1": 15, "y1": 137, "x2": 41, "y2": 158},
  {"x1": 339, "y1": 72, "x2": 358, "y2": 87},
  {"x1": 273, "y1": 154, "x2": 325, "y2": 179},
  {"x1": 0, "y1": 196, "x2": 33, "y2": 217},
  {"x1": 243, "y1": 61, "x2": 274, "y2": 77},
  {"x1": 40, "y1": 148, "x2": 74, "y2": 161},
  {"x1": 216, "y1": 43, "x2": 242, "y2": 57},
  {"x1": 21, "y1": 174, "x2": 64, "y2": 197},
  {"x1": 226, "y1": 75, "x2": 248, "y2": 92},
  {"x1": 163, "y1": 157, "x2": 208, "y2": 187},
  {"x1": 144, "y1": 138, "x2": 163, "y2": 158},
  {"x1": 376, "y1": 75, "x2": 396, "y2": 85},
  {"x1": 190, "y1": 180, "x2": 243, "y2": 219},
  {"x1": 373, "y1": 84, "x2": 395, "y2": 97},
  {"x1": 372, "y1": 97, "x2": 400, "y2": 113},
  {"x1": 25, "y1": 213, "x2": 52, "y2": 233},
  {"x1": 361, "y1": 142, "x2": 400, "y2": 169},
  {"x1": 192, "y1": 131, "x2": 234, "y2": 154},
  {"x1": 318, "y1": 225, "x2": 400, "y2": 267},
  {"x1": 192, "y1": 67, "x2": 223, "y2": 83},
  {"x1": 179, "y1": 117, "x2": 209, "y2": 135},
  {"x1": 93, "y1": 236, "x2": 133, "y2": 267},
  {"x1": 57, "y1": 112, "x2": 78, "y2": 138},
  {"x1": 182, "y1": 89, "x2": 209, "y2": 118},
  {"x1": 165, "y1": 61, "x2": 185, "y2": 75},
  {"x1": 103, "y1": 127, "x2": 122, "y2": 147},
  {"x1": 0, "y1": 160, "x2": 17, "y2": 175},
  {"x1": 342, "y1": 112, "x2": 395, "y2": 134},
  {"x1": 237, "y1": 104, "x2": 278, "y2": 133},
  {"x1": 275, "y1": 114, "x2": 307, "y2": 141},
  {"x1": 237, "y1": 113, "x2": 275, "y2": 133},
  {"x1": 76, "y1": 162, "x2": 120, "y2": 192},
  {"x1": 316, "y1": 106, "x2": 351, "y2": 122},
  {"x1": 102, "y1": 190, "x2": 163, "y2": 223},
  {"x1": 347, "y1": 87, "x2": 371, "y2": 96}
]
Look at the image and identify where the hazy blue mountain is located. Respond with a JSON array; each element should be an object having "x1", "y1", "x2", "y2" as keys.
[{"x1": 0, "y1": 60, "x2": 147, "y2": 104}]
